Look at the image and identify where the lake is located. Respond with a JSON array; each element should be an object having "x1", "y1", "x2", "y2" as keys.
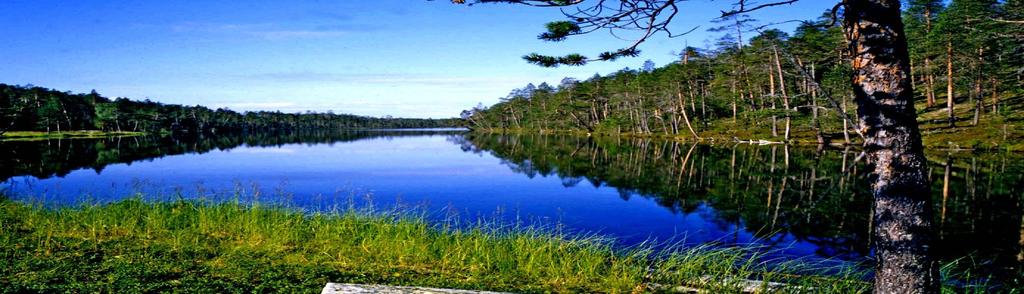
[{"x1": 2, "y1": 130, "x2": 1022, "y2": 284}]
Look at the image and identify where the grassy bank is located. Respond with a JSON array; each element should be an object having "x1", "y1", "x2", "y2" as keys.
[
  {"x1": 473, "y1": 115, "x2": 1024, "y2": 152},
  {"x1": 0, "y1": 130, "x2": 144, "y2": 141},
  {"x1": 0, "y1": 197, "x2": 877, "y2": 293},
  {"x1": 471, "y1": 95, "x2": 1024, "y2": 152}
]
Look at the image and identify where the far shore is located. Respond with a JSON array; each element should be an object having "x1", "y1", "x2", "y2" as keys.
[{"x1": 0, "y1": 130, "x2": 144, "y2": 141}]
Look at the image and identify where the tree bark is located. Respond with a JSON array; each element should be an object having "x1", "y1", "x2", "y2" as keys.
[
  {"x1": 972, "y1": 84, "x2": 981, "y2": 126},
  {"x1": 770, "y1": 64, "x2": 778, "y2": 137},
  {"x1": 990, "y1": 78, "x2": 998, "y2": 114},
  {"x1": 811, "y1": 63, "x2": 825, "y2": 145},
  {"x1": 946, "y1": 39, "x2": 955, "y2": 127},
  {"x1": 843, "y1": 94, "x2": 852, "y2": 145},
  {"x1": 923, "y1": 7, "x2": 936, "y2": 108},
  {"x1": 773, "y1": 45, "x2": 791, "y2": 141},
  {"x1": 925, "y1": 57, "x2": 936, "y2": 107},
  {"x1": 972, "y1": 48, "x2": 984, "y2": 126},
  {"x1": 843, "y1": 1, "x2": 941, "y2": 293},
  {"x1": 677, "y1": 90, "x2": 700, "y2": 140}
]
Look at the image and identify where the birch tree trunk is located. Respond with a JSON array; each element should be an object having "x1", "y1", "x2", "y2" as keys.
[
  {"x1": 677, "y1": 90, "x2": 700, "y2": 140},
  {"x1": 769, "y1": 65, "x2": 778, "y2": 137},
  {"x1": 844, "y1": 1, "x2": 941, "y2": 293},
  {"x1": 772, "y1": 45, "x2": 791, "y2": 141}
]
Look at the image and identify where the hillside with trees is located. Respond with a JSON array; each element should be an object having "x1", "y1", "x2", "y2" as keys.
[
  {"x1": 462, "y1": 1, "x2": 1024, "y2": 150},
  {"x1": 0, "y1": 84, "x2": 461, "y2": 136}
]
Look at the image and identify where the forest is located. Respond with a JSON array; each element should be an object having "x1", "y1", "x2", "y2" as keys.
[
  {"x1": 0, "y1": 84, "x2": 461, "y2": 136},
  {"x1": 462, "y1": 0, "x2": 1024, "y2": 148},
  {"x1": 455, "y1": 133, "x2": 1024, "y2": 286}
]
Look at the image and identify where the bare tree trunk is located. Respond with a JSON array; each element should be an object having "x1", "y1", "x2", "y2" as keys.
[
  {"x1": 688, "y1": 82, "x2": 697, "y2": 113},
  {"x1": 677, "y1": 90, "x2": 700, "y2": 140},
  {"x1": 844, "y1": 1, "x2": 940, "y2": 293},
  {"x1": 972, "y1": 48, "x2": 984, "y2": 126},
  {"x1": 773, "y1": 45, "x2": 791, "y2": 141},
  {"x1": 769, "y1": 66, "x2": 778, "y2": 137},
  {"x1": 925, "y1": 57, "x2": 936, "y2": 107},
  {"x1": 59, "y1": 100, "x2": 72, "y2": 131},
  {"x1": 990, "y1": 78, "x2": 998, "y2": 114},
  {"x1": 843, "y1": 94, "x2": 852, "y2": 145},
  {"x1": 973, "y1": 82, "x2": 981, "y2": 126},
  {"x1": 729, "y1": 76, "x2": 738, "y2": 123},
  {"x1": 910, "y1": 57, "x2": 917, "y2": 91},
  {"x1": 700, "y1": 84, "x2": 708, "y2": 125},
  {"x1": 811, "y1": 63, "x2": 825, "y2": 145},
  {"x1": 924, "y1": 7, "x2": 936, "y2": 108},
  {"x1": 946, "y1": 39, "x2": 955, "y2": 127},
  {"x1": 732, "y1": 98, "x2": 737, "y2": 123}
]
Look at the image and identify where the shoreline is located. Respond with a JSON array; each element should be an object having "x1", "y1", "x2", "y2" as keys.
[
  {"x1": 0, "y1": 130, "x2": 145, "y2": 141},
  {"x1": 1, "y1": 197, "x2": 874, "y2": 293},
  {"x1": 465, "y1": 126, "x2": 1023, "y2": 152}
]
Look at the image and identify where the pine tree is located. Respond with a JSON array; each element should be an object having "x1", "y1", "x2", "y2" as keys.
[
  {"x1": 904, "y1": 0, "x2": 945, "y2": 107},
  {"x1": 997, "y1": 0, "x2": 1024, "y2": 101},
  {"x1": 935, "y1": 0, "x2": 999, "y2": 126}
]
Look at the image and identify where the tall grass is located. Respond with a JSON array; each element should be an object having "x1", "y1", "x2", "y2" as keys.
[{"x1": 0, "y1": 196, "x2": 873, "y2": 293}]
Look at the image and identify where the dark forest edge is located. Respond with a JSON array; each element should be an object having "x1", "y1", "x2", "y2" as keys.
[
  {"x1": 460, "y1": 1, "x2": 1024, "y2": 151},
  {"x1": 0, "y1": 130, "x2": 466, "y2": 182},
  {"x1": 0, "y1": 83, "x2": 462, "y2": 139}
]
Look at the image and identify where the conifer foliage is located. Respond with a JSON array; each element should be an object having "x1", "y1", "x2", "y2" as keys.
[{"x1": 0, "y1": 84, "x2": 459, "y2": 136}]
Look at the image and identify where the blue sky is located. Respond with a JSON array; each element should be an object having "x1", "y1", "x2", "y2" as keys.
[{"x1": 0, "y1": 0, "x2": 836, "y2": 118}]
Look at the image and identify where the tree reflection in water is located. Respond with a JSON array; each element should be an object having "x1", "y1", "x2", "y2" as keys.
[
  {"x1": 2, "y1": 131, "x2": 1021, "y2": 285},
  {"x1": 455, "y1": 133, "x2": 1024, "y2": 283}
]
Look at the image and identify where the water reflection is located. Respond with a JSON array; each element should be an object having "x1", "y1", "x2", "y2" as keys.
[
  {"x1": 457, "y1": 133, "x2": 1024, "y2": 282},
  {"x1": 0, "y1": 130, "x2": 466, "y2": 182},
  {"x1": 1, "y1": 131, "x2": 1021, "y2": 284}
]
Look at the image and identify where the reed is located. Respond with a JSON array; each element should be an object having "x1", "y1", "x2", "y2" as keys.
[{"x1": 0, "y1": 196, "x2": 877, "y2": 293}]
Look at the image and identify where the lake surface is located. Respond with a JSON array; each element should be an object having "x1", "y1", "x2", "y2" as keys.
[{"x1": 3, "y1": 130, "x2": 1023, "y2": 284}]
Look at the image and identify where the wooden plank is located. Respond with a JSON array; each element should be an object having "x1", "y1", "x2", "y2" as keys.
[{"x1": 321, "y1": 283, "x2": 513, "y2": 294}]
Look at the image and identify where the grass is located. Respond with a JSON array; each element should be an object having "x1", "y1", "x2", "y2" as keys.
[
  {"x1": 0, "y1": 196, "x2": 877, "y2": 293},
  {"x1": 0, "y1": 130, "x2": 144, "y2": 141}
]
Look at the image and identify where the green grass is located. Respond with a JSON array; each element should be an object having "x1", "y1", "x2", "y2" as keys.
[
  {"x1": 0, "y1": 197, "x2": 877, "y2": 293},
  {"x1": 0, "y1": 130, "x2": 144, "y2": 141}
]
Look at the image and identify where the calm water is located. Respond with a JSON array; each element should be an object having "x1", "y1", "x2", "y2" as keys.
[{"x1": 3, "y1": 130, "x2": 1023, "y2": 283}]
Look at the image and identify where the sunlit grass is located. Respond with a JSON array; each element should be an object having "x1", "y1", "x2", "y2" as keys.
[{"x1": 0, "y1": 196, "x2": 883, "y2": 293}]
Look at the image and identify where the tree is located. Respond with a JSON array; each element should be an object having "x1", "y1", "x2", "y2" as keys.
[
  {"x1": 0, "y1": 86, "x2": 26, "y2": 136},
  {"x1": 641, "y1": 59, "x2": 656, "y2": 73},
  {"x1": 904, "y1": 0, "x2": 945, "y2": 108},
  {"x1": 996, "y1": 0, "x2": 1024, "y2": 110},
  {"x1": 935, "y1": 0, "x2": 999, "y2": 126},
  {"x1": 455, "y1": 0, "x2": 940, "y2": 292},
  {"x1": 36, "y1": 95, "x2": 63, "y2": 132},
  {"x1": 1, "y1": 83, "x2": 462, "y2": 134},
  {"x1": 843, "y1": 1, "x2": 940, "y2": 292}
]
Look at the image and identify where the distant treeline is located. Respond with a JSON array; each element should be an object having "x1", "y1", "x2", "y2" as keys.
[
  {"x1": 462, "y1": 1, "x2": 1024, "y2": 144},
  {"x1": 0, "y1": 130, "x2": 466, "y2": 182},
  {"x1": 0, "y1": 83, "x2": 461, "y2": 135}
]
